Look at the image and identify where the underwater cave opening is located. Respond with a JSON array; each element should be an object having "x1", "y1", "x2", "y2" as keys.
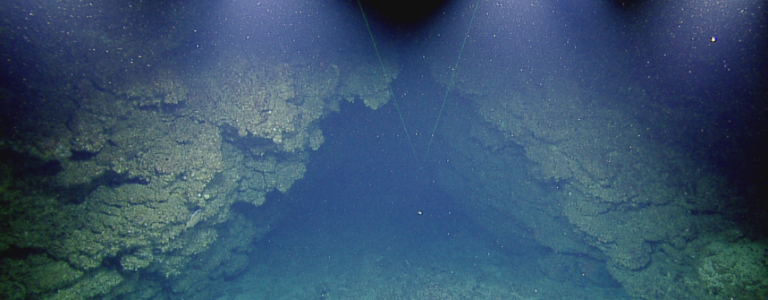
[
  {"x1": 226, "y1": 85, "x2": 606, "y2": 299},
  {"x1": 225, "y1": 56, "x2": 633, "y2": 300}
]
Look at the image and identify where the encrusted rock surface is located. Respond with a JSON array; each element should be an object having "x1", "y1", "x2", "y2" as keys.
[{"x1": 428, "y1": 48, "x2": 753, "y2": 299}]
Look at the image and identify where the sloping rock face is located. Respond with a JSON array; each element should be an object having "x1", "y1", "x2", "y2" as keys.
[
  {"x1": 0, "y1": 1, "x2": 402, "y2": 299},
  {"x1": 0, "y1": 54, "x2": 324, "y2": 300},
  {"x1": 0, "y1": 0, "x2": 408, "y2": 296},
  {"x1": 426, "y1": 48, "x2": 757, "y2": 299}
]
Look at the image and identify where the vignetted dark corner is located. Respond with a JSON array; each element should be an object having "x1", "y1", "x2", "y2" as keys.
[{"x1": 1, "y1": 0, "x2": 766, "y2": 299}]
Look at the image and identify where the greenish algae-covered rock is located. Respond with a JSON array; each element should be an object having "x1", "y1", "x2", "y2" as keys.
[{"x1": 697, "y1": 241, "x2": 768, "y2": 300}]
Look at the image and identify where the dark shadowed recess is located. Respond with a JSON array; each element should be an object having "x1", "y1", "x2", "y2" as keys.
[{"x1": 356, "y1": 0, "x2": 452, "y2": 26}]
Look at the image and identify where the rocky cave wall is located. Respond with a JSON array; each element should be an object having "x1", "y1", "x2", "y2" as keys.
[
  {"x1": 0, "y1": 1, "x2": 401, "y2": 299},
  {"x1": 427, "y1": 51, "x2": 767, "y2": 300}
]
